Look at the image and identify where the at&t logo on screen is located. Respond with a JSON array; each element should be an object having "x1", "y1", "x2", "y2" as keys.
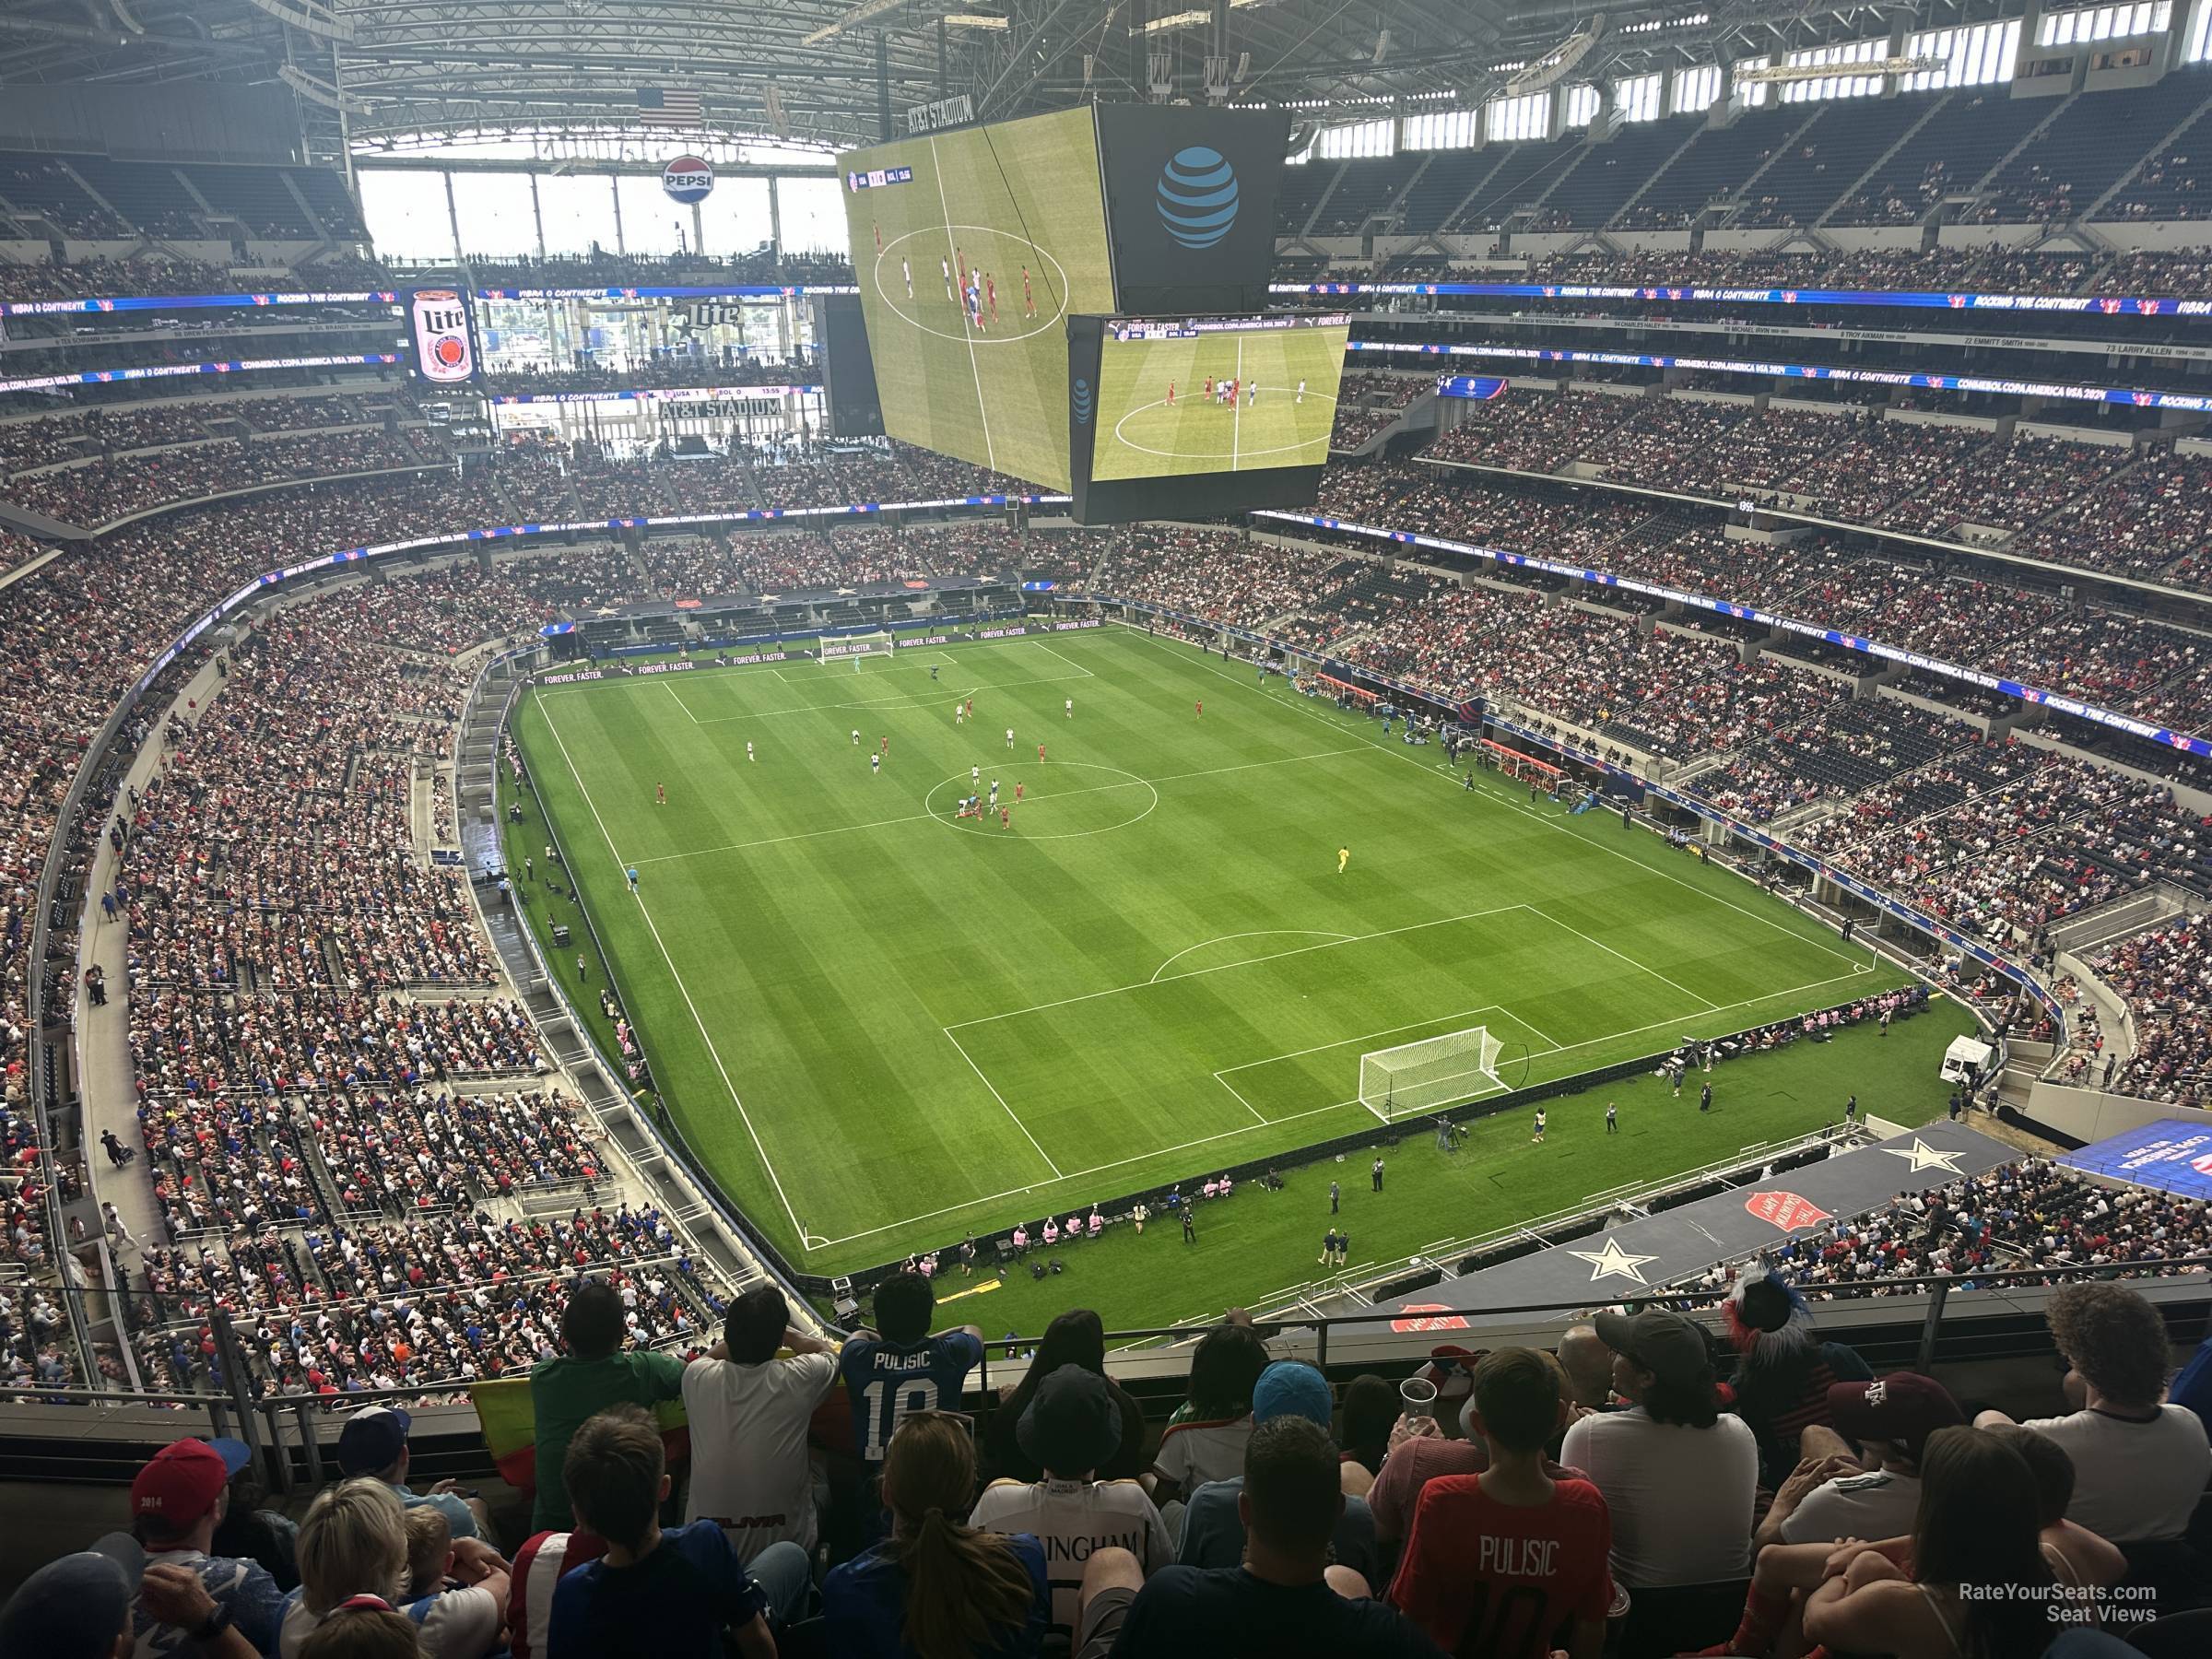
[
  {"x1": 1156, "y1": 146, "x2": 1239, "y2": 249},
  {"x1": 1071, "y1": 377, "x2": 1093, "y2": 423},
  {"x1": 662, "y1": 156, "x2": 715, "y2": 203}
]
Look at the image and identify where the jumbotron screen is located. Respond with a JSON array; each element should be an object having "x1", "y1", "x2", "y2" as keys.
[
  {"x1": 1088, "y1": 312, "x2": 1349, "y2": 481},
  {"x1": 838, "y1": 107, "x2": 1116, "y2": 492}
]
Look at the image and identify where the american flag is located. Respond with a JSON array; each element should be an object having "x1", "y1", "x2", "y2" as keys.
[{"x1": 637, "y1": 88, "x2": 703, "y2": 127}]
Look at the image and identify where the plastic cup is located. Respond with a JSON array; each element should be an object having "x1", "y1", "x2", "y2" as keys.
[{"x1": 1400, "y1": 1376, "x2": 1439, "y2": 1418}]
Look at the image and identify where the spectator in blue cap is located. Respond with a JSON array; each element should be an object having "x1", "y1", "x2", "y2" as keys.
[
  {"x1": 0, "y1": 1550, "x2": 135, "y2": 1658},
  {"x1": 1174, "y1": 1361, "x2": 1381, "y2": 1586},
  {"x1": 337, "y1": 1405, "x2": 487, "y2": 1541}
]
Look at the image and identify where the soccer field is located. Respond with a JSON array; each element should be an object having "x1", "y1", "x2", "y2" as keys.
[
  {"x1": 841, "y1": 108, "x2": 1117, "y2": 491},
  {"x1": 1091, "y1": 323, "x2": 1347, "y2": 480},
  {"x1": 509, "y1": 625, "x2": 1915, "y2": 1277}
]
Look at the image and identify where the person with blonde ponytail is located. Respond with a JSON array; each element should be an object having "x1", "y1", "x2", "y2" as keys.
[{"x1": 823, "y1": 1410, "x2": 1051, "y2": 1659}]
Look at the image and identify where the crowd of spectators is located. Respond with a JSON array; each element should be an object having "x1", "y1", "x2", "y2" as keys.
[{"x1": 2090, "y1": 916, "x2": 2211, "y2": 1108}]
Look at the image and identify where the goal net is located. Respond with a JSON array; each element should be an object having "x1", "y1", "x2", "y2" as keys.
[
  {"x1": 819, "y1": 629, "x2": 895, "y2": 667},
  {"x1": 1359, "y1": 1025, "x2": 1505, "y2": 1120}
]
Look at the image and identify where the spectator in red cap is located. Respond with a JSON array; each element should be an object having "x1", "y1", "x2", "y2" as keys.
[
  {"x1": 120, "y1": 1437, "x2": 287, "y2": 1656},
  {"x1": 1754, "y1": 1371, "x2": 1963, "y2": 1548}
]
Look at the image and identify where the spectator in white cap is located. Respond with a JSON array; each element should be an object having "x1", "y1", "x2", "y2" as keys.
[{"x1": 337, "y1": 1406, "x2": 487, "y2": 1541}]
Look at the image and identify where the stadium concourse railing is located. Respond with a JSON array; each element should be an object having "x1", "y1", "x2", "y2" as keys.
[
  {"x1": 1070, "y1": 596, "x2": 2066, "y2": 1040},
  {"x1": 17, "y1": 488, "x2": 1062, "y2": 1393},
  {"x1": 6, "y1": 1259, "x2": 2207, "y2": 1493}
]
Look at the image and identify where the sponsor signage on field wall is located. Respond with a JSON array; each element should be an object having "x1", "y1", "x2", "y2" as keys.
[
  {"x1": 1279, "y1": 280, "x2": 2212, "y2": 317},
  {"x1": 0, "y1": 353, "x2": 402, "y2": 395},
  {"x1": 1249, "y1": 509, "x2": 2212, "y2": 764}
]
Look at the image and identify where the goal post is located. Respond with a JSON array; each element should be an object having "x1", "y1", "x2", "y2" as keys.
[
  {"x1": 819, "y1": 629, "x2": 895, "y2": 668},
  {"x1": 1359, "y1": 1025, "x2": 1505, "y2": 1121}
]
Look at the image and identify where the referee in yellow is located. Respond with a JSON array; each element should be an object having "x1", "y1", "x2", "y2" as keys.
[{"x1": 1337, "y1": 845, "x2": 1351, "y2": 875}]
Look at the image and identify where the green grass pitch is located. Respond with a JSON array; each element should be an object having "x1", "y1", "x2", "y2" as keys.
[
  {"x1": 840, "y1": 108, "x2": 1116, "y2": 492},
  {"x1": 1091, "y1": 323, "x2": 1349, "y2": 480},
  {"x1": 505, "y1": 626, "x2": 1969, "y2": 1313}
]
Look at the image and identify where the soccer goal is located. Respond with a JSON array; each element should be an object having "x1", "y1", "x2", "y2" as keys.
[
  {"x1": 819, "y1": 629, "x2": 895, "y2": 668},
  {"x1": 1359, "y1": 1025, "x2": 1505, "y2": 1121}
]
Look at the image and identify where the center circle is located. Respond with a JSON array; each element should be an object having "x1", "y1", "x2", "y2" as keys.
[
  {"x1": 924, "y1": 759, "x2": 1159, "y2": 840},
  {"x1": 873, "y1": 224, "x2": 1070, "y2": 346},
  {"x1": 1109, "y1": 389, "x2": 1339, "y2": 462}
]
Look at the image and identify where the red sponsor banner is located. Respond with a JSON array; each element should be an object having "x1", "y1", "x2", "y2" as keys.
[
  {"x1": 1390, "y1": 1302, "x2": 1470, "y2": 1334},
  {"x1": 1746, "y1": 1190, "x2": 1831, "y2": 1233}
]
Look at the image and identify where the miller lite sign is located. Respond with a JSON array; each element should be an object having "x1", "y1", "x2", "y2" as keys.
[
  {"x1": 406, "y1": 288, "x2": 476, "y2": 384},
  {"x1": 662, "y1": 155, "x2": 715, "y2": 204}
]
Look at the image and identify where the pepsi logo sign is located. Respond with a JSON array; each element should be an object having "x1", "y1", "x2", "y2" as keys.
[{"x1": 662, "y1": 156, "x2": 715, "y2": 204}]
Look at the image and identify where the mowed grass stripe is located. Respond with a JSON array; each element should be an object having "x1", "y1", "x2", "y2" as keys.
[{"x1": 514, "y1": 626, "x2": 1917, "y2": 1269}]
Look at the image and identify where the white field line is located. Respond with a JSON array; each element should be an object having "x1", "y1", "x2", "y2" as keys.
[
  {"x1": 942, "y1": 1027, "x2": 1063, "y2": 1178},
  {"x1": 1030, "y1": 641, "x2": 1097, "y2": 680},
  {"x1": 688, "y1": 663, "x2": 1093, "y2": 722},
  {"x1": 1149, "y1": 930, "x2": 1355, "y2": 984},
  {"x1": 1524, "y1": 905, "x2": 1721, "y2": 1013},
  {"x1": 1215, "y1": 1005, "x2": 1508, "y2": 1074},
  {"x1": 806, "y1": 960, "x2": 1879, "y2": 1250},
  {"x1": 1209, "y1": 1070, "x2": 1270, "y2": 1124},
  {"x1": 663, "y1": 682, "x2": 700, "y2": 724},
  {"x1": 630, "y1": 743, "x2": 1372, "y2": 866},
  {"x1": 949, "y1": 903, "x2": 1531, "y2": 1029},
  {"x1": 1116, "y1": 624, "x2": 1864, "y2": 971},
  {"x1": 930, "y1": 134, "x2": 995, "y2": 471},
  {"x1": 536, "y1": 695, "x2": 808, "y2": 1240}
]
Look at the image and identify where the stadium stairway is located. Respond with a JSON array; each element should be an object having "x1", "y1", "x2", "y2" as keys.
[{"x1": 1815, "y1": 95, "x2": 1952, "y2": 230}]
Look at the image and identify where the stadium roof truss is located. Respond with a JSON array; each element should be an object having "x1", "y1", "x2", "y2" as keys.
[{"x1": 0, "y1": 0, "x2": 2068, "y2": 161}]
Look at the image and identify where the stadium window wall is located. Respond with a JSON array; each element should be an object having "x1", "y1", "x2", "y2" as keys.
[
  {"x1": 1317, "y1": 118, "x2": 1394, "y2": 159},
  {"x1": 359, "y1": 169, "x2": 458, "y2": 261},
  {"x1": 449, "y1": 172, "x2": 542, "y2": 261},
  {"x1": 1403, "y1": 108, "x2": 1479, "y2": 149},
  {"x1": 1615, "y1": 73, "x2": 1664, "y2": 122},
  {"x1": 1672, "y1": 65, "x2": 1722, "y2": 113},
  {"x1": 1733, "y1": 56, "x2": 1773, "y2": 108},
  {"x1": 1780, "y1": 37, "x2": 1888, "y2": 101},
  {"x1": 1486, "y1": 92, "x2": 1551, "y2": 142},
  {"x1": 2039, "y1": 1, "x2": 2171, "y2": 45},
  {"x1": 614, "y1": 175, "x2": 688, "y2": 255},
  {"x1": 773, "y1": 176, "x2": 846, "y2": 256},
  {"x1": 2187, "y1": 0, "x2": 2212, "y2": 56},
  {"x1": 535, "y1": 173, "x2": 621, "y2": 260},
  {"x1": 1563, "y1": 85, "x2": 1601, "y2": 127},
  {"x1": 1902, "y1": 20, "x2": 2022, "y2": 89}
]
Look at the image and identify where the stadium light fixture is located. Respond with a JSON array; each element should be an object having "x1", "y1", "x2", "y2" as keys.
[
  {"x1": 1144, "y1": 0, "x2": 1269, "y2": 32},
  {"x1": 942, "y1": 12, "x2": 1011, "y2": 26}
]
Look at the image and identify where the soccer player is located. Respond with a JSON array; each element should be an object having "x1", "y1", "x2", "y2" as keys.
[
  {"x1": 1022, "y1": 265, "x2": 1035, "y2": 316},
  {"x1": 1037, "y1": 742, "x2": 1045, "y2": 763},
  {"x1": 1248, "y1": 379, "x2": 1258, "y2": 405},
  {"x1": 971, "y1": 764, "x2": 981, "y2": 789},
  {"x1": 870, "y1": 753, "x2": 880, "y2": 776},
  {"x1": 929, "y1": 664, "x2": 940, "y2": 681},
  {"x1": 852, "y1": 729, "x2": 860, "y2": 746},
  {"x1": 655, "y1": 782, "x2": 665, "y2": 806},
  {"x1": 1065, "y1": 698, "x2": 1072, "y2": 718},
  {"x1": 989, "y1": 780, "x2": 999, "y2": 807},
  {"x1": 1014, "y1": 782, "x2": 1024, "y2": 802},
  {"x1": 1000, "y1": 806, "x2": 1011, "y2": 830},
  {"x1": 1532, "y1": 1108, "x2": 1546, "y2": 1143},
  {"x1": 956, "y1": 246, "x2": 966, "y2": 288},
  {"x1": 941, "y1": 256, "x2": 952, "y2": 300},
  {"x1": 880, "y1": 735, "x2": 889, "y2": 755},
  {"x1": 1194, "y1": 700, "x2": 1203, "y2": 719},
  {"x1": 985, "y1": 274, "x2": 998, "y2": 321},
  {"x1": 747, "y1": 741, "x2": 755, "y2": 762},
  {"x1": 955, "y1": 701, "x2": 964, "y2": 725},
  {"x1": 627, "y1": 866, "x2": 639, "y2": 892},
  {"x1": 1166, "y1": 380, "x2": 1175, "y2": 407},
  {"x1": 1337, "y1": 845, "x2": 1350, "y2": 875},
  {"x1": 1006, "y1": 726, "x2": 1015, "y2": 749},
  {"x1": 966, "y1": 698, "x2": 974, "y2": 718},
  {"x1": 901, "y1": 256, "x2": 912, "y2": 298},
  {"x1": 873, "y1": 219, "x2": 882, "y2": 253},
  {"x1": 1297, "y1": 377, "x2": 1307, "y2": 403},
  {"x1": 1204, "y1": 375, "x2": 1215, "y2": 401}
]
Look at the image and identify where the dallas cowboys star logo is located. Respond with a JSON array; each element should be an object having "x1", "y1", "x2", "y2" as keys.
[
  {"x1": 1880, "y1": 1137, "x2": 1965, "y2": 1175},
  {"x1": 1567, "y1": 1236, "x2": 1660, "y2": 1285}
]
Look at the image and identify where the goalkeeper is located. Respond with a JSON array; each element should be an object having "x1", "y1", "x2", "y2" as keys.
[{"x1": 1337, "y1": 845, "x2": 1350, "y2": 876}]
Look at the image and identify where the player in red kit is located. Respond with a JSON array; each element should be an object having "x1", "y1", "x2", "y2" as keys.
[
  {"x1": 1166, "y1": 380, "x2": 1175, "y2": 406},
  {"x1": 873, "y1": 220, "x2": 882, "y2": 253},
  {"x1": 1037, "y1": 743, "x2": 1046, "y2": 762},
  {"x1": 1205, "y1": 375, "x2": 1214, "y2": 400},
  {"x1": 1015, "y1": 782, "x2": 1024, "y2": 802},
  {"x1": 1195, "y1": 700, "x2": 1203, "y2": 719},
  {"x1": 1022, "y1": 265, "x2": 1035, "y2": 316},
  {"x1": 880, "y1": 735, "x2": 889, "y2": 755},
  {"x1": 985, "y1": 275, "x2": 997, "y2": 321},
  {"x1": 1000, "y1": 806, "x2": 1011, "y2": 829}
]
